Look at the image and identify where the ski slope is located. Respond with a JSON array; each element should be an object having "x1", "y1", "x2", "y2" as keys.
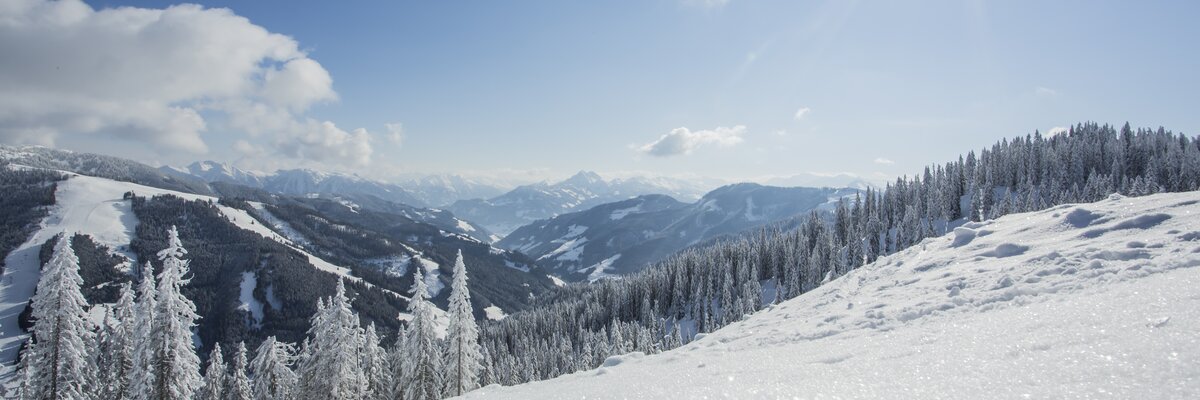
[{"x1": 461, "y1": 192, "x2": 1200, "y2": 399}]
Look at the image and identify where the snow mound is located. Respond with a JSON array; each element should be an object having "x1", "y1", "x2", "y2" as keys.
[
  {"x1": 484, "y1": 305, "x2": 508, "y2": 321},
  {"x1": 459, "y1": 191, "x2": 1200, "y2": 399}
]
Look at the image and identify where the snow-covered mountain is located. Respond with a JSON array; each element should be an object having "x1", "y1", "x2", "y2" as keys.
[
  {"x1": 162, "y1": 161, "x2": 512, "y2": 208},
  {"x1": 161, "y1": 163, "x2": 431, "y2": 207},
  {"x1": 163, "y1": 160, "x2": 266, "y2": 188},
  {"x1": 400, "y1": 174, "x2": 511, "y2": 208},
  {"x1": 0, "y1": 164, "x2": 555, "y2": 373},
  {"x1": 761, "y1": 172, "x2": 877, "y2": 189},
  {"x1": 464, "y1": 191, "x2": 1200, "y2": 399},
  {"x1": 1, "y1": 145, "x2": 214, "y2": 195},
  {"x1": 447, "y1": 171, "x2": 719, "y2": 237},
  {"x1": 499, "y1": 183, "x2": 858, "y2": 281},
  {"x1": 161, "y1": 161, "x2": 498, "y2": 242}
]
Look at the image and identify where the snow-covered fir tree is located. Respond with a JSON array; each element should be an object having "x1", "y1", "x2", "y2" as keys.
[
  {"x1": 388, "y1": 324, "x2": 410, "y2": 398},
  {"x1": 401, "y1": 268, "x2": 444, "y2": 400},
  {"x1": 149, "y1": 226, "x2": 203, "y2": 400},
  {"x1": 224, "y1": 342, "x2": 252, "y2": 400},
  {"x1": 297, "y1": 279, "x2": 366, "y2": 400},
  {"x1": 19, "y1": 234, "x2": 95, "y2": 400},
  {"x1": 249, "y1": 336, "x2": 296, "y2": 400},
  {"x1": 96, "y1": 282, "x2": 137, "y2": 399},
  {"x1": 125, "y1": 261, "x2": 158, "y2": 400},
  {"x1": 361, "y1": 323, "x2": 392, "y2": 400},
  {"x1": 443, "y1": 250, "x2": 483, "y2": 397},
  {"x1": 196, "y1": 344, "x2": 226, "y2": 400}
]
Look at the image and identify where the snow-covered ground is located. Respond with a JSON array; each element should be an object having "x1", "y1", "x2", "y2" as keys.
[
  {"x1": 460, "y1": 192, "x2": 1200, "y2": 399},
  {"x1": 484, "y1": 305, "x2": 508, "y2": 321},
  {"x1": 585, "y1": 254, "x2": 621, "y2": 282}
]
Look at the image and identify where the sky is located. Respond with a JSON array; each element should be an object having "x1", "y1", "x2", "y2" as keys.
[{"x1": 1, "y1": 0, "x2": 1198, "y2": 185}]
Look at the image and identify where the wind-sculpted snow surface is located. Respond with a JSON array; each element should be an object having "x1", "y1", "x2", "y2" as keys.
[{"x1": 460, "y1": 192, "x2": 1200, "y2": 399}]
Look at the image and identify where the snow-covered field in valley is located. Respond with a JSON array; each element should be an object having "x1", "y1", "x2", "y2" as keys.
[{"x1": 460, "y1": 192, "x2": 1200, "y2": 399}]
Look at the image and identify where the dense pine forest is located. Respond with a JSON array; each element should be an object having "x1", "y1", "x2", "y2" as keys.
[{"x1": 8, "y1": 122, "x2": 1200, "y2": 399}]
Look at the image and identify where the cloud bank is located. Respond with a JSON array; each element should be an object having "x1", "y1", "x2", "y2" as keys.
[
  {"x1": 0, "y1": 0, "x2": 372, "y2": 168},
  {"x1": 638, "y1": 126, "x2": 746, "y2": 157}
]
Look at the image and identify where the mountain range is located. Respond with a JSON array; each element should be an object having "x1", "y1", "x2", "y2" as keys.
[
  {"x1": 447, "y1": 171, "x2": 720, "y2": 236},
  {"x1": 498, "y1": 183, "x2": 860, "y2": 281},
  {"x1": 160, "y1": 160, "x2": 511, "y2": 208}
]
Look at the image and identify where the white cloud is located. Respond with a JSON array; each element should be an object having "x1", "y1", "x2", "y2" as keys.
[
  {"x1": 0, "y1": 0, "x2": 369, "y2": 169},
  {"x1": 275, "y1": 120, "x2": 374, "y2": 168},
  {"x1": 793, "y1": 107, "x2": 811, "y2": 120},
  {"x1": 1035, "y1": 86, "x2": 1058, "y2": 97},
  {"x1": 1046, "y1": 126, "x2": 1068, "y2": 137},
  {"x1": 637, "y1": 126, "x2": 746, "y2": 157},
  {"x1": 874, "y1": 157, "x2": 895, "y2": 165},
  {"x1": 385, "y1": 122, "x2": 404, "y2": 145}
]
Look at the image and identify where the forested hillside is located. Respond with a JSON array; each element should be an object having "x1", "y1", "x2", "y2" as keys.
[{"x1": 475, "y1": 122, "x2": 1200, "y2": 385}]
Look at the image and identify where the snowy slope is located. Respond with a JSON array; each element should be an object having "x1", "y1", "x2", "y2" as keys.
[
  {"x1": 460, "y1": 192, "x2": 1200, "y2": 399},
  {"x1": 0, "y1": 172, "x2": 407, "y2": 372}
]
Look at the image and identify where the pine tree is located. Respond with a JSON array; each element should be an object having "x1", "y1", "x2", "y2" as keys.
[
  {"x1": 389, "y1": 324, "x2": 410, "y2": 398},
  {"x1": 96, "y1": 282, "x2": 137, "y2": 399},
  {"x1": 19, "y1": 234, "x2": 94, "y2": 400},
  {"x1": 224, "y1": 342, "x2": 252, "y2": 400},
  {"x1": 250, "y1": 336, "x2": 297, "y2": 400},
  {"x1": 125, "y1": 261, "x2": 158, "y2": 400},
  {"x1": 361, "y1": 324, "x2": 392, "y2": 400},
  {"x1": 443, "y1": 250, "x2": 483, "y2": 397},
  {"x1": 149, "y1": 226, "x2": 203, "y2": 400},
  {"x1": 297, "y1": 279, "x2": 366, "y2": 400},
  {"x1": 402, "y1": 268, "x2": 444, "y2": 400},
  {"x1": 196, "y1": 344, "x2": 226, "y2": 400}
]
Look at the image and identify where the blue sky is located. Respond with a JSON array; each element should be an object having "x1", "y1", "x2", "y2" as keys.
[{"x1": 3, "y1": 0, "x2": 1198, "y2": 184}]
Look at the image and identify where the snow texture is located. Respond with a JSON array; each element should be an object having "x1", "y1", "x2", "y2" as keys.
[
  {"x1": 460, "y1": 192, "x2": 1200, "y2": 399},
  {"x1": 609, "y1": 204, "x2": 642, "y2": 220},
  {"x1": 237, "y1": 271, "x2": 264, "y2": 328},
  {"x1": 585, "y1": 254, "x2": 621, "y2": 282},
  {"x1": 484, "y1": 305, "x2": 507, "y2": 321}
]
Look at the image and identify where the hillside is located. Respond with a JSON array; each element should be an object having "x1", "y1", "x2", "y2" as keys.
[
  {"x1": 462, "y1": 191, "x2": 1200, "y2": 399},
  {"x1": 0, "y1": 168, "x2": 554, "y2": 374},
  {"x1": 499, "y1": 184, "x2": 857, "y2": 281}
]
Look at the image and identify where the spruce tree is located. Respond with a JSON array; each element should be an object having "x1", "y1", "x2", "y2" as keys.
[
  {"x1": 443, "y1": 250, "x2": 483, "y2": 397},
  {"x1": 149, "y1": 226, "x2": 203, "y2": 400},
  {"x1": 196, "y1": 344, "x2": 226, "y2": 400},
  {"x1": 224, "y1": 342, "x2": 252, "y2": 400},
  {"x1": 125, "y1": 261, "x2": 158, "y2": 400},
  {"x1": 297, "y1": 279, "x2": 366, "y2": 400},
  {"x1": 96, "y1": 282, "x2": 136, "y2": 399},
  {"x1": 403, "y1": 268, "x2": 444, "y2": 400},
  {"x1": 19, "y1": 234, "x2": 94, "y2": 400},
  {"x1": 250, "y1": 336, "x2": 296, "y2": 400},
  {"x1": 361, "y1": 323, "x2": 392, "y2": 400}
]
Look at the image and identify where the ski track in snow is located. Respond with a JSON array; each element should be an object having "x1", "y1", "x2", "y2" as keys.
[{"x1": 461, "y1": 192, "x2": 1200, "y2": 399}]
